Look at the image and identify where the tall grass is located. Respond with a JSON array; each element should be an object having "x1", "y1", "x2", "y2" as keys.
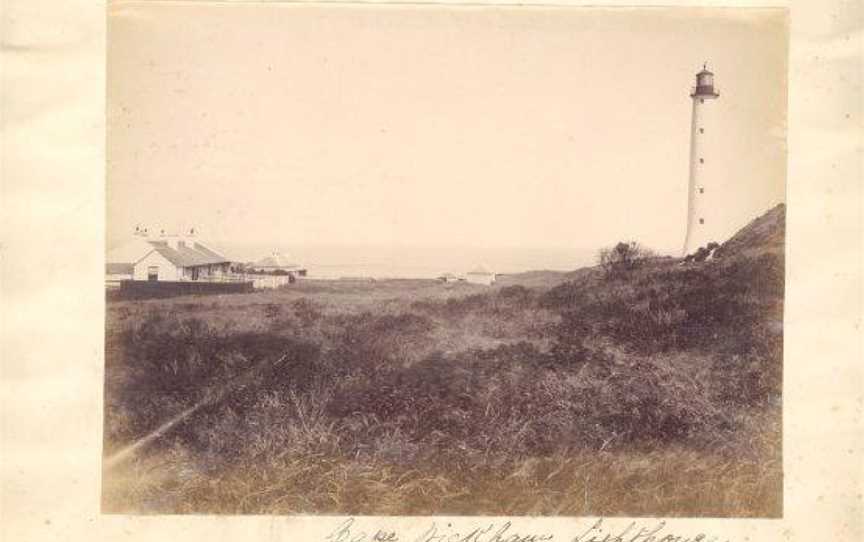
[{"x1": 103, "y1": 242, "x2": 783, "y2": 516}]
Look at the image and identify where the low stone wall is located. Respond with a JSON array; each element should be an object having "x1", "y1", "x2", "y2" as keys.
[{"x1": 114, "y1": 279, "x2": 254, "y2": 300}]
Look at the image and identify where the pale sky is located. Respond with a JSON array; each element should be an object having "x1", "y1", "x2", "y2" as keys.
[{"x1": 107, "y1": 4, "x2": 787, "y2": 254}]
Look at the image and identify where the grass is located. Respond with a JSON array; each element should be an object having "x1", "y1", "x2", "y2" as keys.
[
  {"x1": 102, "y1": 208, "x2": 784, "y2": 516},
  {"x1": 104, "y1": 432, "x2": 780, "y2": 516}
]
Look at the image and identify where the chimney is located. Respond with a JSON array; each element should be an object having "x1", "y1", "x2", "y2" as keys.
[
  {"x1": 157, "y1": 227, "x2": 197, "y2": 250},
  {"x1": 186, "y1": 228, "x2": 197, "y2": 248},
  {"x1": 160, "y1": 229, "x2": 181, "y2": 250}
]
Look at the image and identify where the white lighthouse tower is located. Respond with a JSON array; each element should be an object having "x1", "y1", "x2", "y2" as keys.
[{"x1": 682, "y1": 64, "x2": 721, "y2": 256}]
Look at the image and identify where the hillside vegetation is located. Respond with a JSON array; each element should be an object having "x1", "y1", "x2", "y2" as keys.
[{"x1": 103, "y1": 205, "x2": 784, "y2": 516}]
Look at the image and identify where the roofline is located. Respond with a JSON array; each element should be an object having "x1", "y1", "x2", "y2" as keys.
[
  {"x1": 180, "y1": 261, "x2": 231, "y2": 268},
  {"x1": 133, "y1": 248, "x2": 159, "y2": 266},
  {"x1": 133, "y1": 249, "x2": 232, "y2": 269}
]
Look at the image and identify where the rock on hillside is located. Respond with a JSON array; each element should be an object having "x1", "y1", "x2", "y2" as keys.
[{"x1": 714, "y1": 204, "x2": 786, "y2": 260}]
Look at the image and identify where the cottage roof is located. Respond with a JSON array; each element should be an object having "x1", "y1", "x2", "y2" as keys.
[
  {"x1": 144, "y1": 241, "x2": 230, "y2": 268},
  {"x1": 466, "y1": 266, "x2": 494, "y2": 275},
  {"x1": 194, "y1": 243, "x2": 229, "y2": 262},
  {"x1": 108, "y1": 235, "x2": 230, "y2": 271},
  {"x1": 253, "y1": 252, "x2": 302, "y2": 269}
]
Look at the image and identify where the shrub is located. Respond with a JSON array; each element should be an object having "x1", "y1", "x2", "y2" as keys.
[
  {"x1": 263, "y1": 303, "x2": 282, "y2": 319},
  {"x1": 598, "y1": 241, "x2": 652, "y2": 278},
  {"x1": 684, "y1": 241, "x2": 721, "y2": 263}
]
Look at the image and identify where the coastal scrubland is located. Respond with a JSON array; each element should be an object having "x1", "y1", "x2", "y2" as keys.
[{"x1": 102, "y1": 205, "x2": 784, "y2": 516}]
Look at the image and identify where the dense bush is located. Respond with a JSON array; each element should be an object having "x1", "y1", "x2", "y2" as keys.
[
  {"x1": 106, "y1": 314, "x2": 323, "y2": 445},
  {"x1": 543, "y1": 252, "x2": 783, "y2": 357},
  {"x1": 104, "y1": 224, "x2": 783, "y2": 515}
]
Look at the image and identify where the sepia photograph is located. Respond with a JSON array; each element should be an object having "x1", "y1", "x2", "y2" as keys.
[{"x1": 103, "y1": 3, "x2": 787, "y2": 517}]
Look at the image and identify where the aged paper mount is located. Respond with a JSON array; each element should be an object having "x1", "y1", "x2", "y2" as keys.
[{"x1": 1, "y1": 0, "x2": 862, "y2": 541}]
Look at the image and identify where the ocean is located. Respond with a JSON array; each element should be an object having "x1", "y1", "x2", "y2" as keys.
[{"x1": 210, "y1": 243, "x2": 597, "y2": 280}]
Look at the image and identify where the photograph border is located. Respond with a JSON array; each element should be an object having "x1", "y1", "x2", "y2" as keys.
[{"x1": 1, "y1": 0, "x2": 861, "y2": 540}]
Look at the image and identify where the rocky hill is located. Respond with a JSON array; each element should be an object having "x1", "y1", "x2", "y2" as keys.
[{"x1": 715, "y1": 203, "x2": 786, "y2": 260}]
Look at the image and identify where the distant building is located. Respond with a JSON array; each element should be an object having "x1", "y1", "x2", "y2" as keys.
[
  {"x1": 105, "y1": 263, "x2": 133, "y2": 289},
  {"x1": 106, "y1": 228, "x2": 232, "y2": 284},
  {"x1": 465, "y1": 266, "x2": 496, "y2": 286},
  {"x1": 249, "y1": 251, "x2": 307, "y2": 277},
  {"x1": 242, "y1": 251, "x2": 307, "y2": 289}
]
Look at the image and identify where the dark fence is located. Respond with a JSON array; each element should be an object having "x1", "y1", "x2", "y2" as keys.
[{"x1": 112, "y1": 280, "x2": 254, "y2": 300}]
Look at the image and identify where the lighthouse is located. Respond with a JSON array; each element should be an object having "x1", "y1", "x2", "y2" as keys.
[{"x1": 682, "y1": 64, "x2": 721, "y2": 256}]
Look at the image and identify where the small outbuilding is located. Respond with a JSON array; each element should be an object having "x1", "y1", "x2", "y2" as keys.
[
  {"x1": 465, "y1": 266, "x2": 496, "y2": 286},
  {"x1": 249, "y1": 251, "x2": 307, "y2": 277},
  {"x1": 105, "y1": 263, "x2": 134, "y2": 289},
  {"x1": 245, "y1": 251, "x2": 307, "y2": 289}
]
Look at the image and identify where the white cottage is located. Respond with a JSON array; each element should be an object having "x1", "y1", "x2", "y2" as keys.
[
  {"x1": 133, "y1": 238, "x2": 231, "y2": 282},
  {"x1": 106, "y1": 229, "x2": 232, "y2": 284}
]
